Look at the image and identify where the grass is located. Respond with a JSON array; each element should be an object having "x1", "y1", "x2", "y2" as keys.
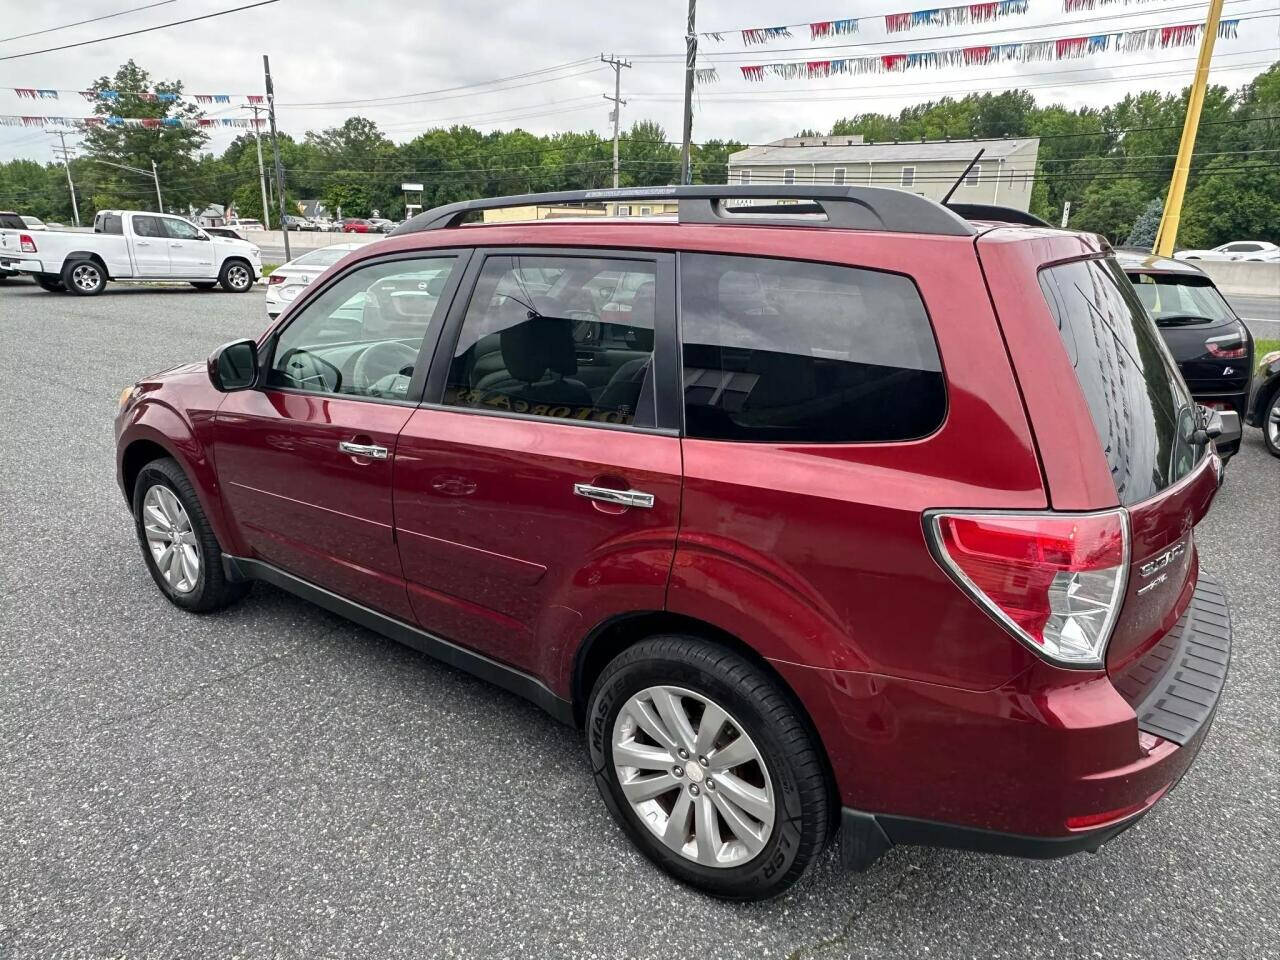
[
  {"x1": 1255, "y1": 338, "x2": 1280, "y2": 363},
  {"x1": 261, "y1": 263, "x2": 280, "y2": 277}
]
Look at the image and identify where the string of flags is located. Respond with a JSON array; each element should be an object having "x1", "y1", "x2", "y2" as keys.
[
  {"x1": 0, "y1": 114, "x2": 265, "y2": 128},
  {"x1": 732, "y1": 19, "x2": 1239, "y2": 82},
  {"x1": 1063, "y1": 0, "x2": 1163, "y2": 10},
  {"x1": 702, "y1": 1, "x2": 1033, "y2": 45},
  {"x1": 11, "y1": 88, "x2": 263, "y2": 104}
]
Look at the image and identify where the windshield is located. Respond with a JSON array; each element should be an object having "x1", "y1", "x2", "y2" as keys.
[
  {"x1": 291, "y1": 246, "x2": 356, "y2": 269},
  {"x1": 1127, "y1": 272, "x2": 1235, "y2": 324}
]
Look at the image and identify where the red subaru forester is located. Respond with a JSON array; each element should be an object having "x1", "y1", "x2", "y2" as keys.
[{"x1": 114, "y1": 186, "x2": 1231, "y2": 900}]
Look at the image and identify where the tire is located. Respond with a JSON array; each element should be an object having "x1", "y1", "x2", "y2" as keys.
[
  {"x1": 190, "y1": 281, "x2": 217, "y2": 290},
  {"x1": 132, "y1": 457, "x2": 251, "y2": 613},
  {"x1": 586, "y1": 636, "x2": 830, "y2": 900},
  {"x1": 1264, "y1": 387, "x2": 1280, "y2": 459},
  {"x1": 35, "y1": 274, "x2": 65, "y2": 292},
  {"x1": 219, "y1": 259, "x2": 253, "y2": 293},
  {"x1": 62, "y1": 259, "x2": 106, "y2": 296}
]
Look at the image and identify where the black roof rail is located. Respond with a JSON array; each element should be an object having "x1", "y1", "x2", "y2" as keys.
[
  {"x1": 390, "y1": 184, "x2": 976, "y2": 238},
  {"x1": 945, "y1": 203, "x2": 1052, "y2": 228}
]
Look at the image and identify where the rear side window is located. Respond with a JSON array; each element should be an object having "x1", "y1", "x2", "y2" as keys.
[
  {"x1": 678, "y1": 253, "x2": 944, "y2": 443},
  {"x1": 98, "y1": 214, "x2": 123, "y2": 235},
  {"x1": 1038, "y1": 257, "x2": 1203, "y2": 505}
]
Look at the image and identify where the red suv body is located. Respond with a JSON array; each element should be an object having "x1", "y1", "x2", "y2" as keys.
[{"x1": 114, "y1": 186, "x2": 1231, "y2": 900}]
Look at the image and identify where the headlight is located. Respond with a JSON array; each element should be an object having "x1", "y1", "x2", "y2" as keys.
[{"x1": 117, "y1": 385, "x2": 138, "y2": 412}]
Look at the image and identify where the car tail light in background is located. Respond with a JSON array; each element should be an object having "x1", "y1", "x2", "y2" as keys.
[
  {"x1": 1205, "y1": 333, "x2": 1246, "y2": 359},
  {"x1": 928, "y1": 510, "x2": 1129, "y2": 668},
  {"x1": 19, "y1": 233, "x2": 36, "y2": 253},
  {"x1": 267, "y1": 274, "x2": 286, "y2": 285}
]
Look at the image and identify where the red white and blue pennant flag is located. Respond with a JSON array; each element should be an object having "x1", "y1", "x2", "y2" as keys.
[
  {"x1": 703, "y1": 2, "x2": 1032, "y2": 45},
  {"x1": 0, "y1": 114, "x2": 265, "y2": 128},
  {"x1": 737, "y1": 19, "x2": 1239, "y2": 81},
  {"x1": 8, "y1": 88, "x2": 263, "y2": 103},
  {"x1": 1063, "y1": 0, "x2": 1163, "y2": 10}
]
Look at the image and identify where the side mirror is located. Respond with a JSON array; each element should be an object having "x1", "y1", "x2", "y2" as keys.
[{"x1": 208, "y1": 339, "x2": 258, "y2": 392}]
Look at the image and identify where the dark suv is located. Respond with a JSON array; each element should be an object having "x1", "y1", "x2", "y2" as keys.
[{"x1": 115, "y1": 186, "x2": 1232, "y2": 900}]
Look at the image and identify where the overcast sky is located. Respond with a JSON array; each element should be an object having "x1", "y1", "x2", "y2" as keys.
[{"x1": 0, "y1": 0, "x2": 1276, "y2": 164}]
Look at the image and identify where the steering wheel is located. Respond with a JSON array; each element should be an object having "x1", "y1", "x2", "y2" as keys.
[{"x1": 353, "y1": 340, "x2": 419, "y2": 397}]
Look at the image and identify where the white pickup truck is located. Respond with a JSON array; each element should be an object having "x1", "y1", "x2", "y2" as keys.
[{"x1": 0, "y1": 210, "x2": 262, "y2": 296}]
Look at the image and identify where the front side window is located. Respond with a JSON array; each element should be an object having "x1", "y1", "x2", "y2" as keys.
[
  {"x1": 679, "y1": 253, "x2": 945, "y2": 443},
  {"x1": 443, "y1": 254, "x2": 658, "y2": 428},
  {"x1": 901, "y1": 166, "x2": 916, "y2": 188},
  {"x1": 267, "y1": 256, "x2": 456, "y2": 401},
  {"x1": 132, "y1": 216, "x2": 166, "y2": 238},
  {"x1": 162, "y1": 217, "x2": 202, "y2": 240}
]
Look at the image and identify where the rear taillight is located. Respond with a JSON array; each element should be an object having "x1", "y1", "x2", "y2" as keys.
[
  {"x1": 1205, "y1": 334, "x2": 1246, "y2": 359},
  {"x1": 267, "y1": 273, "x2": 286, "y2": 285},
  {"x1": 19, "y1": 233, "x2": 36, "y2": 253},
  {"x1": 928, "y1": 510, "x2": 1129, "y2": 668}
]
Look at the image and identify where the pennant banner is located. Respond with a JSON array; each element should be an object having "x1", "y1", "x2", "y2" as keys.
[
  {"x1": 9, "y1": 87, "x2": 259, "y2": 103},
  {"x1": 1064, "y1": 0, "x2": 1163, "y2": 10},
  {"x1": 886, "y1": 1, "x2": 1028, "y2": 34},
  {"x1": 0, "y1": 114, "x2": 265, "y2": 129},
  {"x1": 740, "y1": 19, "x2": 1238, "y2": 80}
]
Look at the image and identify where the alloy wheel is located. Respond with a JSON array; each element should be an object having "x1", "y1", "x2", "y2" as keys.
[
  {"x1": 71, "y1": 264, "x2": 100, "y2": 292},
  {"x1": 1268, "y1": 396, "x2": 1280, "y2": 448},
  {"x1": 141, "y1": 485, "x2": 200, "y2": 594},
  {"x1": 227, "y1": 264, "x2": 250, "y2": 290},
  {"x1": 611, "y1": 685, "x2": 775, "y2": 868}
]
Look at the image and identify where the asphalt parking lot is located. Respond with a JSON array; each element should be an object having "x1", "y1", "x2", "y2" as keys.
[{"x1": 1, "y1": 281, "x2": 1277, "y2": 960}]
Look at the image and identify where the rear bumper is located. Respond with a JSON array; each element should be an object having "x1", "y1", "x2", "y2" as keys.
[
  {"x1": 2, "y1": 256, "x2": 44, "y2": 274},
  {"x1": 791, "y1": 576, "x2": 1232, "y2": 870}
]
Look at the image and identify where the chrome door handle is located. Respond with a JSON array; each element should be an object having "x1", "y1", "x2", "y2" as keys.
[
  {"x1": 338, "y1": 441, "x2": 388, "y2": 460},
  {"x1": 573, "y1": 483, "x2": 654, "y2": 509}
]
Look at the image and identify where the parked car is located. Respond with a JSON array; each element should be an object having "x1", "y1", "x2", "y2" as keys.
[
  {"x1": 0, "y1": 209, "x2": 261, "y2": 295},
  {"x1": 114, "y1": 186, "x2": 1232, "y2": 900},
  {"x1": 1118, "y1": 251, "x2": 1251, "y2": 461},
  {"x1": 0, "y1": 211, "x2": 25, "y2": 281},
  {"x1": 1245, "y1": 347, "x2": 1280, "y2": 458},
  {"x1": 264, "y1": 241, "x2": 361, "y2": 318},
  {"x1": 225, "y1": 218, "x2": 265, "y2": 232},
  {"x1": 1174, "y1": 240, "x2": 1280, "y2": 262},
  {"x1": 282, "y1": 215, "x2": 314, "y2": 231},
  {"x1": 204, "y1": 226, "x2": 246, "y2": 241},
  {"x1": 367, "y1": 217, "x2": 395, "y2": 234},
  {"x1": 340, "y1": 218, "x2": 374, "y2": 233},
  {"x1": 309, "y1": 217, "x2": 338, "y2": 232}
]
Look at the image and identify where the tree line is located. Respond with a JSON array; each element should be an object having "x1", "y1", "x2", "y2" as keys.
[{"x1": 1, "y1": 59, "x2": 1277, "y2": 250}]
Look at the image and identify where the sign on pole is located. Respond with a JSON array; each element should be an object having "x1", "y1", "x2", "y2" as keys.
[{"x1": 1060, "y1": 201, "x2": 1071, "y2": 228}]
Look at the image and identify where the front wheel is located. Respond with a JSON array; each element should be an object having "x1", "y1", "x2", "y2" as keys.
[
  {"x1": 1264, "y1": 388, "x2": 1280, "y2": 459},
  {"x1": 219, "y1": 259, "x2": 253, "y2": 293},
  {"x1": 63, "y1": 259, "x2": 106, "y2": 296},
  {"x1": 587, "y1": 636, "x2": 831, "y2": 900}
]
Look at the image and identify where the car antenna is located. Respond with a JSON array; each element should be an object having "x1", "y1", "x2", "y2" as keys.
[{"x1": 941, "y1": 149, "x2": 985, "y2": 205}]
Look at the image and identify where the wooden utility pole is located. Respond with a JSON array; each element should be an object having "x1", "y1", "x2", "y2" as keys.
[
  {"x1": 1154, "y1": 0, "x2": 1225, "y2": 256},
  {"x1": 247, "y1": 103, "x2": 271, "y2": 230},
  {"x1": 263, "y1": 54, "x2": 291, "y2": 262},
  {"x1": 601, "y1": 54, "x2": 631, "y2": 189},
  {"x1": 680, "y1": 0, "x2": 697, "y2": 185},
  {"x1": 48, "y1": 128, "x2": 80, "y2": 227}
]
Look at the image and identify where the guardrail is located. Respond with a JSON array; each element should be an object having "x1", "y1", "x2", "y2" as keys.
[{"x1": 1193, "y1": 260, "x2": 1280, "y2": 299}]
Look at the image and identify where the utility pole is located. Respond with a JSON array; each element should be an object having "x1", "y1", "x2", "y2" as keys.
[
  {"x1": 151, "y1": 160, "x2": 163, "y2": 212},
  {"x1": 47, "y1": 128, "x2": 80, "y2": 227},
  {"x1": 247, "y1": 103, "x2": 271, "y2": 230},
  {"x1": 601, "y1": 54, "x2": 631, "y2": 189},
  {"x1": 680, "y1": 0, "x2": 697, "y2": 185},
  {"x1": 1155, "y1": 0, "x2": 1225, "y2": 256},
  {"x1": 263, "y1": 54, "x2": 291, "y2": 261}
]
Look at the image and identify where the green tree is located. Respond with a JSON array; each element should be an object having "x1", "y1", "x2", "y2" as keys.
[
  {"x1": 1071, "y1": 178, "x2": 1149, "y2": 243},
  {"x1": 1180, "y1": 157, "x2": 1280, "y2": 248},
  {"x1": 1125, "y1": 197, "x2": 1164, "y2": 249}
]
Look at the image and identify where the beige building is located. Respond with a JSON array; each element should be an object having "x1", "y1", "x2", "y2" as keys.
[
  {"x1": 482, "y1": 200, "x2": 680, "y2": 223},
  {"x1": 727, "y1": 136, "x2": 1040, "y2": 212}
]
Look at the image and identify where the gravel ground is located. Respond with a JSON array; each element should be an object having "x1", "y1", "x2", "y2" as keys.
[{"x1": 1, "y1": 283, "x2": 1277, "y2": 960}]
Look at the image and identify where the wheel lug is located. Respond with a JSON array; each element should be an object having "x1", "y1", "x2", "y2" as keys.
[
  {"x1": 706, "y1": 779, "x2": 715, "y2": 790},
  {"x1": 672, "y1": 765, "x2": 684, "y2": 778},
  {"x1": 677, "y1": 748, "x2": 689, "y2": 760},
  {"x1": 689, "y1": 784, "x2": 700, "y2": 796},
  {"x1": 698, "y1": 755, "x2": 709, "y2": 767}
]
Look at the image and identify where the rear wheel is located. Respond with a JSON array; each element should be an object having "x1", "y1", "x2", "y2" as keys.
[
  {"x1": 35, "y1": 274, "x2": 65, "y2": 292},
  {"x1": 63, "y1": 259, "x2": 106, "y2": 296},
  {"x1": 219, "y1": 259, "x2": 253, "y2": 293},
  {"x1": 1264, "y1": 388, "x2": 1280, "y2": 459},
  {"x1": 586, "y1": 636, "x2": 830, "y2": 900},
  {"x1": 132, "y1": 457, "x2": 250, "y2": 612}
]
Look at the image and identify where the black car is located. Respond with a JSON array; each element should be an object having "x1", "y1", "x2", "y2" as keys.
[
  {"x1": 1245, "y1": 348, "x2": 1280, "y2": 458},
  {"x1": 1118, "y1": 250, "x2": 1252, "y2": 461}
]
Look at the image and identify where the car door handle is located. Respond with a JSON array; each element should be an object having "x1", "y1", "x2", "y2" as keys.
[
  {"x1": 338, "y1": 441, "x2": 388, "y2": 460},
  {"x1": 573, "y1": 483, "x2": 654, "y2": 509},
  {"x1": 136, "y1": 240, "x2": 150, "y2": 246}
]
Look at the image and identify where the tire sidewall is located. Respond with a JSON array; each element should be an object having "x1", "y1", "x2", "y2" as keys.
[
  {"x1": 587, "y1": 647, "x2": 807, "y2": 899},
  {"x1": 132, "y1": 464, "x2": 210, "y2": 610}
]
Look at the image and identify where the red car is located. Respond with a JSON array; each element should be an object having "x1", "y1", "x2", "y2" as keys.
[
  {"x1": 340, "y1": 218, "x2": 373, "y2": 233},
  {"x1": 114, "y1": 186, "x2": 1231, "y2": 901}
]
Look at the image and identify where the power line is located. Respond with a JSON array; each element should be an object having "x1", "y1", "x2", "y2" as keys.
[
  {"x1": 0, "y1": 0, "x2": 178, "y2": 45},
  {"x1": 0, "y1": 0, "x2": 283, "y2": 62}
]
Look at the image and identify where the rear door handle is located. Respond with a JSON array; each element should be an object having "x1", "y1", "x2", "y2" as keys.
[
  {"x1": 338, "y1": 441, "x2": 388, "y2": 460},
  {"x1": 573, "y1": 483, "x2": 654, "y2": 509}
]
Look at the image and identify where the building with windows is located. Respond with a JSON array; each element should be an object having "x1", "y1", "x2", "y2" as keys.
[{"x1": 727, "y1": 136, "x2": 1041, "y2": 212}]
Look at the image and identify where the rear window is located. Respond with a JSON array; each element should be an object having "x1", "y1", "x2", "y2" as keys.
[
  {"x1": 1126, "y1": 272, "x2": 1235, "y2": 325},
  {"x1": 0, "y1": 213, "x2": 25, "y2": 230},
  {"x1": 678, "y1": 253, "x2": 945, "y2": 443},
  {"x1": 1038, "y1": 257, "x2": 1204, "y2": 505},
  {"x1": 292, "y1": 246, "x2": 355, "y2": 268}
]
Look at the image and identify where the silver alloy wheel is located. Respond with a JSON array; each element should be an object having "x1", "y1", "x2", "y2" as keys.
[
  {"x1": 141, "y1": 485, "x2": 200, "y2": 594},
  {"x1": 612, "y1": 685, "x2": 775, "y2": 868},
  {"x1": 71, "y1": 263, "x2": 100, "y2": 292},
  {"x1": 1268, "y1": 395, "x2": 1280, "y2": 448},
  {"x1": 226, "y1": 263, "x2": 250, "y2": 290}
]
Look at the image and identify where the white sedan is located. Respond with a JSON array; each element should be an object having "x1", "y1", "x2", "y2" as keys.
[
  {"x1": 265, "y1": 242, "x2": 362, "y2": 317},
  {"x1": 1174, "y1": 240, "x2": 1279, "y2": 262}
]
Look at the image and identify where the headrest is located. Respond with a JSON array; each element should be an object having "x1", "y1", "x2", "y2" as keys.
[{"x1": 500, "y1": 316, "x2": 578, "y2": 383}]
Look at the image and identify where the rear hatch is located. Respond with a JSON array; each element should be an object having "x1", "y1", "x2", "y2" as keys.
[{"x1": 1035, "y1": 255, "x2": 1219, "y2": 691}]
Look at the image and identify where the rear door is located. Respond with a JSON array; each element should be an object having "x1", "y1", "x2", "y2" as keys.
[
  {"x1": 128, "y1": 214, "x2": 171, "y2": 276},
  {"x1": 393, "y1": 249, "x2": 682, "y2": 677},
  {"x1": 161, "y1": 216, "x2": 217, "y2": 278}
]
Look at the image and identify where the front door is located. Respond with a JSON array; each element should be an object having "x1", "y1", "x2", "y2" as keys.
[
  {"x1": 394, "y1": 250, "x2": 682, "y2": 676},
  {"x1": 213, "y1": 251, "x2": 465, "y2": 620},
  {"x1": 161, "y1": 215, "x2": 216, "y2": 277},
  {"x1": 129, "y1": 215, "x2": 170, "y2": 276}
]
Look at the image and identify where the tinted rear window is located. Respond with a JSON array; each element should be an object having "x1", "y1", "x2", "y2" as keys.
[
  {"x1": 1038, "y1": 257, "x2": 1204, "y2": 505},
  {"x1": 679, "y1": 253, "x2": 945, "y2": 443}
]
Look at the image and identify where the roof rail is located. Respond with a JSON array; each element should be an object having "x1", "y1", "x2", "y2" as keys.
[
  {"x1": 946, "y1": 203, "x2": 1052, "y2": 228},
  {"x1": 390, "y1": 184, "x2": 976, "y2": 238}
]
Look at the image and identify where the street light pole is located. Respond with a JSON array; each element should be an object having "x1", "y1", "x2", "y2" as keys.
[
  {"x1": 151, "y1": 159, "x2": 163, "y2": 212},
  {"x1": 248, "y1": 103, "x2": 271, "y2": 229}
]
